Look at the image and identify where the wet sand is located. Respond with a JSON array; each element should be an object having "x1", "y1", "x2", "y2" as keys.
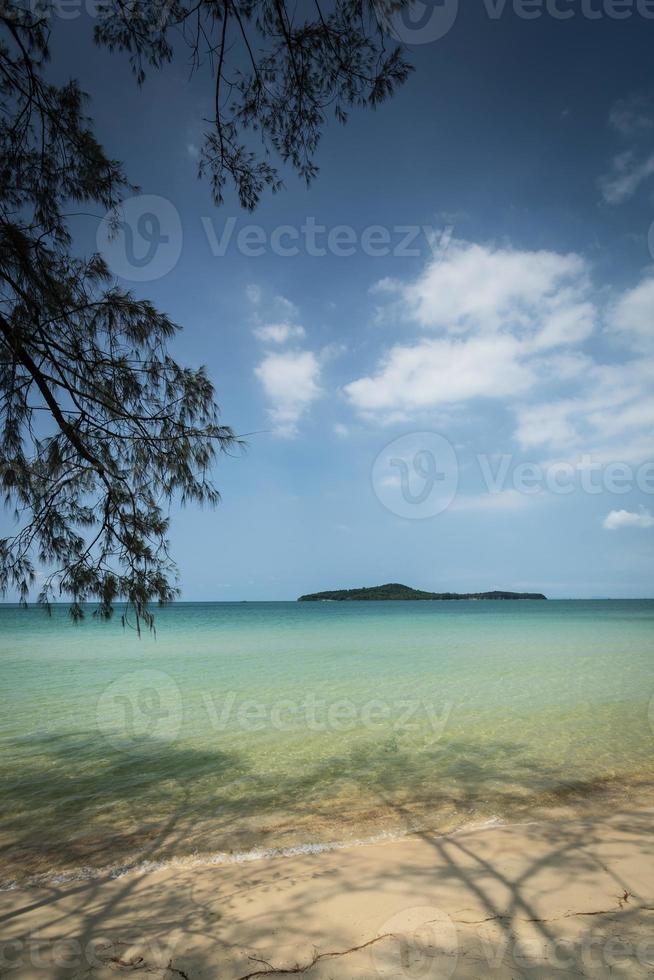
[{"x1": 2, "y1": 805, "x2": 654, "y2": 978}]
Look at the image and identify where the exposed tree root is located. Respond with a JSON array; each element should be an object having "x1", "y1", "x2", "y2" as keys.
[
  {"x1": 455, "y1": 903, "x2": 654, "y2": 925},
  {"x1": 81, "y1": 900, "x2": 654, "y2": 979},
  {"x1": 235, "y1": 932, "x2": 394, "y2": 979}
]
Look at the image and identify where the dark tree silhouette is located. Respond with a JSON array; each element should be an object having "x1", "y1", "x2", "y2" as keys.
[
  {"x1": 0, "y1": 1, "x2": 411, "y2": 626},
  {"x1": 96, "y1": 0, "x2": 413, "y2": 209}
]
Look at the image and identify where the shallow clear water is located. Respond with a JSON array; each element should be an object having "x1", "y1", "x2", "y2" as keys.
[{"x1": 1, "y1": 599, "x2": 653, "y2": 886}]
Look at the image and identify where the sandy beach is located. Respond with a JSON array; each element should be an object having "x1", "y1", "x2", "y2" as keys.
[
  {"x1": 3, "y1": 0, "x2": 654, "y2": 975},
  {"x1": 2, "y1": 805, "x2": 653, "y2": 979}
]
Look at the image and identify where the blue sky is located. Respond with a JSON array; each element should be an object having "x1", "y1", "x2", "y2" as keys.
[{"x1": 14, "y1": 2, "x2": 654, "y2": 599}]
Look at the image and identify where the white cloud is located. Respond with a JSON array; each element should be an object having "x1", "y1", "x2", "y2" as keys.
[
  {"x1": 599, "y1": 150, "x2": 654, "y2": 204},
  {"x1": 346, "y1": 240, "x2": 654, "y2": 471},
  {"x1": 345, "y1": 335, "x2": 533, "y2": 417},
  {"x1": 601, "y1": 96, "x2": 654, "y2": 203},
  {"x1": 377, "y1": 239, "x2": 590, "y2": 337},
  {"x1": 611, "y1": 277, "x2": 654, "y2": 351},
  {"x1": 272, "y1": 295, "x2": 299, "y2": 320},
  {"x1": 514, "y1": 400, "x2": 581, "y2": 452},
  {"x1": 249, "y1": 291, "x2": 319, "y2": 435},
  {"x1": 255, "y1": 350, "x2": 321, "y2": 438},
  {"x1": 246, "y1": 287, "x2": 298, "y2": 318},
  {"x1": 249, "y1": 291, "x2": 305, "y2": 347},
  {"x1": 513, "y1": 356, "x2": 654, "y2": 463},
  {"x1": 186, "y1": 142, "x2": 200, "y2": 159},
  {"x1": 603, "y1": 508, "x2": 654, "y2": 530},
  {"x1": 609, "y1": 95, "x2": 654, "y2": 137},
  {"x1": 246, "y1": 283, "x2": 261, "y2": 305},
  {"x1": 254, "y1": 322, "x2": 306, "y2": 344},
  {"x1": 530, "y1": 299, "x2": 595, "y2": 351},
  {"x1": 346, "y1": 240, "x2": 593, "y2": 421}
]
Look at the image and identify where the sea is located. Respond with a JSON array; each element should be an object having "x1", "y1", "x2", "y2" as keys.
[{"x1": 1, "y1": 599, "x2": 653, "y2": 888}]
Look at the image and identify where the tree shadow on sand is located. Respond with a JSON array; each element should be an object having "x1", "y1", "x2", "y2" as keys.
[
  {"x1": 0, "y1": 726, "x2": 630, "y2": 882},
  {"x1": 1, "y1": 732, "x2": 653, "y2": 977}
]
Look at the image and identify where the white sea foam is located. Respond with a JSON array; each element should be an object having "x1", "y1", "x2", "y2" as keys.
[{"x1": 0, "y1": 817, "x2": 514, "y2": 892}]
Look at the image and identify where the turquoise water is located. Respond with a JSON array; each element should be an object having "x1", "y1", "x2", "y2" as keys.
[{"x1": 1, "y1": 599, "x2": 653, "y2": 886}]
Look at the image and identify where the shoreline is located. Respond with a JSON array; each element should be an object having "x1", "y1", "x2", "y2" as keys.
[
  {"x1": 0, "y1": 815, "x2": 509, "y2": 894},
  {"x1": 2, "y1": 803, "x2": 654, "y2": 978},
  {"x1": 5, "y1": 773, "x2": 654, "y2": 894}
]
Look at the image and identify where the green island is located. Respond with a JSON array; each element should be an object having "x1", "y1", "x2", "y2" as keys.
[{"x1": 297, "y1": 583, "x2": 547, "y2": 601}]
